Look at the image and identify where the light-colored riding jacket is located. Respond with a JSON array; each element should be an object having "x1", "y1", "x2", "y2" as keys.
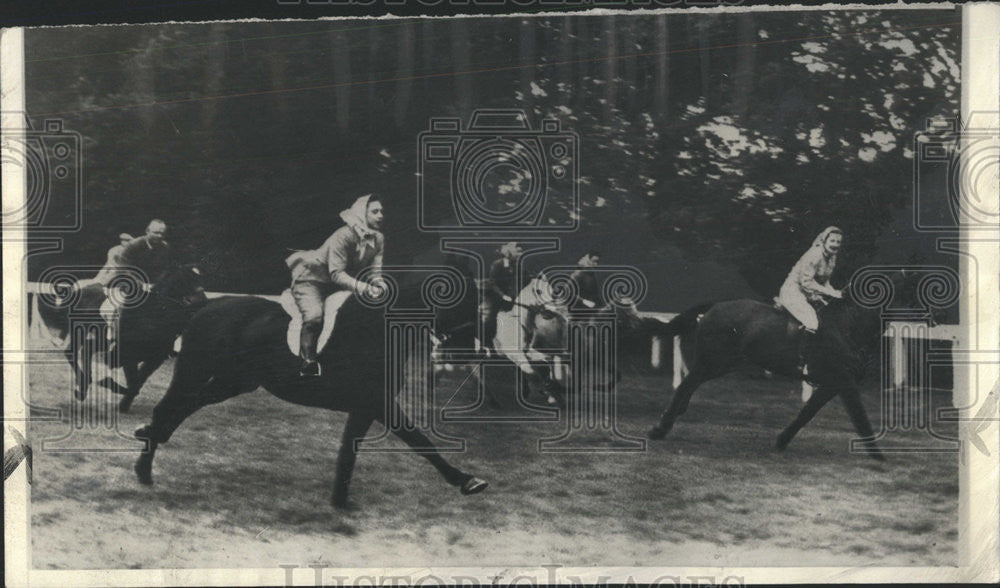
[
  {"x1": 780, "y1": 227, "x2": 840, "y2": 303},
  {"x1": 286, "y1": 195, "x2": 384, "y2": 291}
]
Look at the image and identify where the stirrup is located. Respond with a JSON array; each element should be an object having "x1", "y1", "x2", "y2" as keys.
[{"x1": 299, "y1": 361, "x2": 322, "y2": 377}]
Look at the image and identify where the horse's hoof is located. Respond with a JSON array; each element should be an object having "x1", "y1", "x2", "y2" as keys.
[
  {"x1": 119, "y1": 395, "x2": 136, "y2": 413},
  {"x1": 647, "y1": 427, "x2": 667, "y2": 440},
  {"x1": 134, "y1": 459, "x2": 153, "y2": 486},
  {"x1": 332, "y1": 497, "x2": 359, "y2": 512},
  {"x1": 134, "y1": 425, "x2": 153, "y2": 441},
  {"x1": 73, "y1": 388, "x2": 86, "y2": 401},
  {"x1": 460, "y1": 477, "x2": 488, "y2": 495},
  {"x1": 99, "y1": 377, "x2": 122, "y2": 394}
]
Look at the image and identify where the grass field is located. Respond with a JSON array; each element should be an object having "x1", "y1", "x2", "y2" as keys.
[{"x1": 28, "y1": 357, "x2": 957, "y2": 569}]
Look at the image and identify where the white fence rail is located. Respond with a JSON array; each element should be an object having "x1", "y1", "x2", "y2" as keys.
[{"x1": 23, "y1": 283, "x2": 957, "y2": 399}]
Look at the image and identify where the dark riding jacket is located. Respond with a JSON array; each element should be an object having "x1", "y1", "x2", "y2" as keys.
[{"x1": 119, "y1": 236, "x2": 172, "y2": 286}]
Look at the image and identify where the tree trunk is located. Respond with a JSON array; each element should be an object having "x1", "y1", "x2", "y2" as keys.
[
  {"x1": 451, "y1": 20, "x2": 472, "y2": 116},
  {"x1": 129, "y1": 35, "x2": 158, "y2": 130},
  {"x1": 422, "y1": 19, "x2": 435, "y2": 97},
  {"x1": 698, "y1": 20, "x2": 711, "y2": 109},
  {"x1": 621, "y1": 18, "x2": 638, "y2": 115},
  {"x1": 603, "y1": 16, "x2": 617, "y2": 122},
  {"x1": 519, "y1": 19, "x2": 536, "y2": 112},
  {"x1": 367, "y1": 26, "x2": 378, "y2": 109},
  {"x1": 394, "y1": 24, "x2": 415, "y2": 126},
  {"x1": 559, "y1": 17, "x2": 574, "y2": 100},
  {"x1": 654, "y1": 15, "x2": 670, "y2": 118},
  {"x1": 201, "y1": 24, "x2": 228, "y2": 129},
  {"x1": 331, "y1": 30, "x2": 352, "y2": 130},
  {"x1": 574, "y1": 18, "x2": 589, "y2": 113},
  {"x1": 734, "y1": 13, "x2": 756, "y2": 118},
  {"x1": 266, "y1": 37, "x2": 290, "y2": 127}
]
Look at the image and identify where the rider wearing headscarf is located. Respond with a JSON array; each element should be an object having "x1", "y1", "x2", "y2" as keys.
[
  {"x1": 778, "y1": 226, "x2": 844, "y2": 332},
  {"x1": 286, "y1": 194, "x2": 385, "y2": 376}
]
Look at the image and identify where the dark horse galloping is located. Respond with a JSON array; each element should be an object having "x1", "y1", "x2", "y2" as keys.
[
  {"x1": 102, "y1": 265, "x2": 208, "y2": 411},
  {"x1": 645, "y1": 273, "x2": 917, "y2": 461},
  {"x1": 133, "y1": 268, "x2": 488, "y2": 508},
  {"x1": 34, "y1": 265, "x2": 207, "y2": 411}
]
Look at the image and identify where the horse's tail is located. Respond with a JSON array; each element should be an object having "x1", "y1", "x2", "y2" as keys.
[{"x1": 647, "y1": 302, "x2": 714, "y2": 339}]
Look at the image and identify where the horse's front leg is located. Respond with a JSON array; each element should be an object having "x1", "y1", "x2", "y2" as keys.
[
  {"x1": 119, "y1": 351, "x2": 170, "y2": 413},
  {"x1": 838, "y1": 386, "x2": 885, "y2": 462},
  {"x1": 525, "y1": 348, "x2": 562, "y2": 405},
  {"x1": 380, "y1": 401, "x2": 487, "y2": 497},
  {"x1": 71, "y1": 339, "x2": 93, "y2": 401},
  {"x1": 332, "y1": 411, "x2": 374, "y2": 509}
]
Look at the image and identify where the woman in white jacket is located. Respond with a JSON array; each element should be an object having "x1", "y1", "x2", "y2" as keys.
[{"x1": 777, "y1": 226, "x2": 844, "y2": 334}]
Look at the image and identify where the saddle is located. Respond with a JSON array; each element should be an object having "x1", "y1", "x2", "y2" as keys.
[
  {"x1": 773, "y1": 297, "x2": 809, "y2": 339},
  {"x1": 279, "y1": 289, "x2": 350, "y2": 356}
]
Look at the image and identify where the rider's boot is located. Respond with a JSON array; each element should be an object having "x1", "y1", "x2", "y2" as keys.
[
  {"x1": 298, "y1": 321, "x2": 322, "y2": 377},
  {"x1": 800, "y1": 326, "x2": 818, "y2": 381}
]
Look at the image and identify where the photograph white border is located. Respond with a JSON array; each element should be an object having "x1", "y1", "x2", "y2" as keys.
[{"x1": 2, "y1": 3, "x2": 997, "y2": 584}]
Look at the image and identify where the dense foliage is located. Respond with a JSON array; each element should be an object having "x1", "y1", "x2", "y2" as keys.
[{"x1": 25, "y1": 10, "x2": 960, "y2": 307}]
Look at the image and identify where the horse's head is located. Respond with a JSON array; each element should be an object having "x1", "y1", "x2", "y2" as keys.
[{"x1": 153, "y1": 264, "x2": 207, "y2": 308}]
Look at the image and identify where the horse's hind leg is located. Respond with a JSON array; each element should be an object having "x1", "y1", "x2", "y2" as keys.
[
  {"x1": 331, "y1": 411, "x2": 375, "y2": 509},
  {"x1": 775, "y1": 384, "x2": 839, "y2": 451},
  {"x1": 648, "y1": 370, "x2": 707, "y2": 440},
  {"x1": 380, "y1": 401, "x2": 487, "y2": 496},
  {"x1": 71, "y1": 341, "x2": 93, "y2": 401}
]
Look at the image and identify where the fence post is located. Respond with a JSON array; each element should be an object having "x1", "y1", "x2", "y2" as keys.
[{"x1": 672, "y1": 335, "x2": 685, "y2": 389}]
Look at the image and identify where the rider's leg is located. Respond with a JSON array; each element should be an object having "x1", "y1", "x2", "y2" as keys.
[
  {"x1": 292, "y1": 280, "x2": 325, "y2": 376},
  {"x1": 101, "y1": 289, "x2": 121, "y2": 351},
  {"x1": 778, "y1": 284, "x2": 819, "y2": 332},
  {"x1": 481, "y1": 299, "x2": 497, "y2": 355},
  {"x1": 318, "y1": 290, "x2": 352, "y2": 352}
]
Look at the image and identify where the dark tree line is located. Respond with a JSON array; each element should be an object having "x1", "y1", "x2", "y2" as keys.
[{"x1": 25, "y1": 10, "x2": 959, "y2": 305}]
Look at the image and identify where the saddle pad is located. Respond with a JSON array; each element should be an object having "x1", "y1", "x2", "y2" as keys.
[{"x1": 280, "y1": 289, "x2": 350, "y2": 356}]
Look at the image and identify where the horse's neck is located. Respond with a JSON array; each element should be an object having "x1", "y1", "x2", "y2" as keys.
[{"x1": 828, "y1": 302, "x2": 880, "y2": 348}]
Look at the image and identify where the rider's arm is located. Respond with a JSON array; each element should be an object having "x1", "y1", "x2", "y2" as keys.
[
  {"x1": 488, "y1": 260, "x2": 512, "y2": 301},
  {"x1": 370, "y1": 235, "x2": 384, "y2": 279},
  {"x1": 325, "y1": 229, "x2": 365, "y2": 292},
  {"x1": 94, "y1": 247, "x2": 119, "y2": 282},
  {"x1": 118, "y1": 239, "x2": 140, "y2": 267},
  {"x1": 796, "y1": 251, "x2": 839, "y2": 298}
]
